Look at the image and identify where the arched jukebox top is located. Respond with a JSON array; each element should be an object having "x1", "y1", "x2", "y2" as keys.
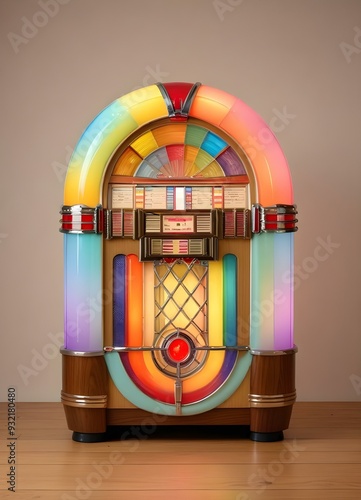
[
  {"x1": 60, "y1": 82, "x2": 297, "y2": 363},
  {"x1": 62, "y1": 82, "x2": 294, "y2": 207}
]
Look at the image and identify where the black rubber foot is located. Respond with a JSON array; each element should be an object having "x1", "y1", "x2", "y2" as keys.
[
  {"x1": 250, "y1": 431, "x2": 284, "y2": 442},
  {"x1": 72, "y1": 431, "x2": 108, "y2": 443}
]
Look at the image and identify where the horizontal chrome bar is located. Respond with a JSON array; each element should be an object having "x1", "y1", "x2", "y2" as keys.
[
  {"x1": 60, "y1": 347, "x2": 105, "y2": 357},
  {"x1": 104, "y1": 345, "x2": 250, "y2": 353},
  {"x1": 250, "y1": 345, "x2": 298, "y2": 356}
]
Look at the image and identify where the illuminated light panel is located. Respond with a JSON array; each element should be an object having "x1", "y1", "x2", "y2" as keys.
[
  {"x1": 184, "y1": 145, "x2": 199, "y2": 176},
  {"x1": 182, "y1": 350, "x2": 238, "y2": 404},
  {"x1": 194, "y1": 149, "x2": 214, "y2": 170},
  {"x1": 121, "y1": 351, "x2": 174, "y2": 403},
  {"x1": 273, "y1": 232, "x2": 294, "y2": 349},
  {"x1": 194, "y1": 161, "x2": 224, "y2": 178},
  {"x1": 217, "y1": 147, "x2": 246, "y2": 176},
  {"x1": 64, "y1": 85, "x2": 169, "y2": 206},
  {"x1": 125, "y1": 254, "x2": 143, "y2": 347},
  {"x1": 183, "y1": 260, "x2": 224, "y2": 394},
  {"x1": 118, "y1": 85, "x2": 168, "y2": 126},
  {"x1": 64, "y1": 102, "x2": 138, "y2": 206},
  {"x1": 113, "y1": 254, "x2": 126, "y2": 347},
  {"x1": 119, "y1": 122, "x2": 245, "y2": 180},
  {"x1": 250, "y1": 233, "x2": 275, "y2": 350},
  {"x1": 124, "y1": 254, "x2": 174, "y2": 400},
  {"x1": 135, "y1": 160, "x2": 162, "y2": 178},
  {"x1": 113, "y1": 147, "x2": 142, "y2": 176},
  {"x1": 201, "y1": 131, "x2": 227, "y2": 156},
  {"x1": 122, "y1": 259, "x2": 231, "y2": 403},
  {"x1": 136, "y1": 148, "x2": 169, "y2": 178},
  {"x1": 166, "y1": 144, "x2": 185, "y2": 177},
  {"x1": 219, "y1": 98, "x2": 293, "y2": 205},
  {"x1": 223, "y1": 254, "x2": 237, "y2": 347},
  {"x1": 64, "y1": 233, "x2": 102, "y2": 351},
  {"x1": 143, "y1": 262, "x2": 155, "y2": 346},
  {"x1": 131, "y1": 131, "x2": 158, "y2": 157},
  {"x1": 185, "y1": 124, "x2": 208, "y2": 147},
  {"x1": 189, "y1": 85, "x2": 237, "y2": 126},
  {"x1": 105, "y1": 349, "x2": 252, "y2": 415},
  {"x1": 152, "y1": 124, "x2": 187, "y2": 146}
]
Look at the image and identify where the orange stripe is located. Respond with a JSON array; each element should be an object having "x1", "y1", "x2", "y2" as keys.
[
  {"x1": 126, "y1": 254, "x2": 143, "y2": 346},
  {"x1": 125, "y1": 255, "x2": 174, "y2": 400}
]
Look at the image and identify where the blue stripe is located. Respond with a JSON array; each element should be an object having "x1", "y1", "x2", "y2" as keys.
[{"x1": 113, "y1": 254, "x2": 126, "y2": 346}]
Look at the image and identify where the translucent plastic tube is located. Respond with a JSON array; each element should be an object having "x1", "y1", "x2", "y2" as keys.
[{"x1": 64, "y1": 233, "x2": 102, "y2": 351}]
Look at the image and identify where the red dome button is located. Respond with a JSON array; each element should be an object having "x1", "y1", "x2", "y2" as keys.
[{"x1": 167, "y1": 337, "x2": 190, "y2": 363}]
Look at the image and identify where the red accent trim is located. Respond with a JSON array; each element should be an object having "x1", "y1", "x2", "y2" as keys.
[
  {"x1": 60, "y1": 213, "x2": 95, "y2": 231},
  {"x1": 162, "y1": 82, "x2": 194, "y2": 113}
]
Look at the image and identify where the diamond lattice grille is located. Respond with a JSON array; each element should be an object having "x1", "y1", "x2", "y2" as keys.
[{"x1": 154, "y1": 259, "x2": 208, "y2": 337}]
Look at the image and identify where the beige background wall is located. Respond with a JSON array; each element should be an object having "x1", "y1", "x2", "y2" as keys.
[{"x1": 1, "y1": 0, "x2": 360, "y2": 402}]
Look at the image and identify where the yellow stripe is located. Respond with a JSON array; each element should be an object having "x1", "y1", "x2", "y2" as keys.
[
  {"x1": 131, "y1": 131, "x2": 158, "y2": 157},
  {"x1": 183, "y1": 260, "x2": 224, "y2": 392},
  {"x1": 119, "y1": 85, "x2": 168, "y2": 126}
]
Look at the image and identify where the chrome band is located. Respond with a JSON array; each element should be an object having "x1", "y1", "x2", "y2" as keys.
[
  {"x1": 181, "y1": 82, "x2": 202, "y2": 115},
  {"x1": 59, "y1": 204, "x2": 103, "y2": 234},
  {"x1": 175, "y1": 380, "x2": 182, "y2": 416},
  {"x1": 104, "y1": 345, "x2": 249, "y2": 353},
  {"x1": 60, "y1": 347, "x2": 105, "y2": 357},
  {"x1": 156, "y1": 83, "x2": 175, "y2": 116},
  {"x1": 105, "y1": 208, "x2": 112, "y2": 239},
  {"x1": 250, "y1": 345, "x2": 298, "y2": 356},
  {"x1": 249, "y1": 390, "x2": 297, "y2": 408},
  {"x1": 61, "y1": 391, "x2": 107, "y2": 408},
  {"x1": 252, "y1": 203, "x2": 298, "y2": 233}
]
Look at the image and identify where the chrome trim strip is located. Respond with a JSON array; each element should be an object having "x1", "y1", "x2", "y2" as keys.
[
  {"x1": 156, "y1": 83, "x2": 175, "y2": 116},
  {"x1": 105, "y1": 208, "x2": 112, "y2": 239},
  {"x1": 61, "y1": 390, "x2": 107, "y2": 408},
  {"x1": 181, "y1": 82, "x2": 202, "y2": 115},
  {"x1": 249, "y1": 390, "x2": 297, "y2": 408},
  {"x1": 104, "y1": 345, "x2": 250, "y2": 353},
  {"x1": 250, "y1": 345, "x2": 298, "y2": 356},
  {"x1": 60, "y1": 347, "x2": 104, "y2": 357},
  {"x1": 59, "y1": 204, "x2": 103, "y2": 234},
  {"x1": 252, "y1": 203, "x2": 298, "y2": 234}
]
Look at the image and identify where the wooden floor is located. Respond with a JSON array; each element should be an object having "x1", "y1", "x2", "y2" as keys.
[{"x1": 0, "y1": 402, "x2": 360, "y2": 499}]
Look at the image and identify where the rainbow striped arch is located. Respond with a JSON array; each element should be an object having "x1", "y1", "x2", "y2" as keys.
[
  {"x1": 62, "y1": 82, "x2": 296, "y2": 416},
  {"x1": 64, "y1": 82, "x2": 293, "y2": 206}
]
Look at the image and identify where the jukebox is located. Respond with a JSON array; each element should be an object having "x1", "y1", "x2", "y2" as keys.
[{"x1": 60, "y1": 82, "x2": 298, "y2": 442}]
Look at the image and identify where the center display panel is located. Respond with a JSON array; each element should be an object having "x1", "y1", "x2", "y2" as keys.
[{"x1": 60, "y1": 82, "x2": 298, "y2": 442}]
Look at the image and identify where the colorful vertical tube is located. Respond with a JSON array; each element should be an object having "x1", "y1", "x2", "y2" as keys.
[
  {"x1": 273, "y1": 232, "x2": 294, "y2": 349},
  {"x1": 113, "y1": 255, "x2": 126, "y2": 347},
  {"x1": 208, "y1": 261, "x2": 223, "y2": 346},
  {"x1": 126, "y1": 254, "x2": 143, "y2": 346},
  {"x1": 64, "y1": 233, "x2": 102, "y2": 351},
  {"x1": 250, "y1": 233, "x2": 275, "y2": 350},
  {"x1": 143, "y1": 262, "x2": 155, "y2": 346},
  {"x1": 223, "y1": 254, "x2": 237, "y2": 347}
]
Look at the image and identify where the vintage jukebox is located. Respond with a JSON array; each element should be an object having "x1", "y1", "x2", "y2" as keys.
[{"x1": 60, "y1": 82, "x2": 298, "y2": 442}]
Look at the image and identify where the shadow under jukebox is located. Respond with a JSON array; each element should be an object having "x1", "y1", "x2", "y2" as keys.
[{"x1": 59, "y1": 82, "x2": 298, "y2": 442}]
